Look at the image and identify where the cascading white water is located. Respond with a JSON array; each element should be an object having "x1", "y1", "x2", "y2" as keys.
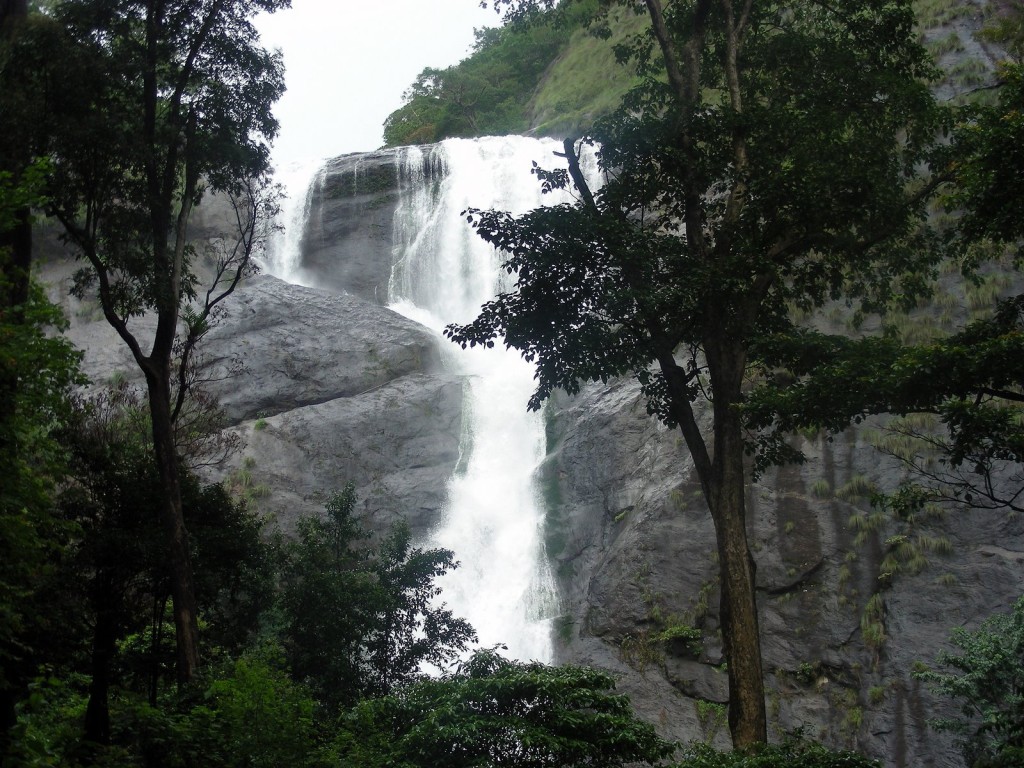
[
  {"x1": 388, "y1": 136, "x2": 593, "y2": 663},
  {"x1": 263, "y1": 157, "x2": 326, "y2": 284}
]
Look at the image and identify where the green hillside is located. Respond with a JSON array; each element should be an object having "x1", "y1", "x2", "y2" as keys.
[
  {"x1": 525, "y1": 5, "x2": 647, "y2": 137},
  {"x1": 383, "y1": 0, "x2": 1011, "y2": 146},
  {"x1": 382, "y1": 0, "x2": 644, "y2": 145}
]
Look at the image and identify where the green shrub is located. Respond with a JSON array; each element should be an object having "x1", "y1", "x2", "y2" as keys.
[
  {"x1": 178, "y1": 649, "x2": 320, "y2": 768},
  {"x1": 336, "y1": 648, "x2": 674, "y2": 768},
  {"x1": 672, "y1": 739, "x2": 880, "y2": 767},
  {"x1": 916, "y1": 596, "x2": 1024, "y2": 767}
]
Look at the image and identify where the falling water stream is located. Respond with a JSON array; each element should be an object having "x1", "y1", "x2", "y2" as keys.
[
  {"x1": 266, "y1": 136, "x2": 596, "y2": 663},
  {"x1": 389, "y1": 137, "x2": 577, "y2": 662},
  {"x1": 264, "y1": 156, "x2": 326, "y2": 285}
]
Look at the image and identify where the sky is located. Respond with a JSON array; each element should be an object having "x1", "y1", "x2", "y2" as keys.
[{"x1": 254, "y1": 0, "x2": 499, "y2": 170}]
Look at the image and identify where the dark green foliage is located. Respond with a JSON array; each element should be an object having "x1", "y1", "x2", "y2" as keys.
[
  {"x1": 0, "y1": 9, "x2": 105, "y2": 181},
  {"x1": 946, "y1": 62, "x2": 1024, "y2": 251},
  {"x1": 0, "y1": 275, "x2": 81, "y2": 651},
  {"x1": 745, "y1": 57, "x2": 1024, "y2": 512},
  {"x1": 5, "y1": 649, "x2": 323, "y2": 768},
  {"x1": 60, "y1": 390, "x2": 275, "y2": 638},
  {"x1": 160, "y1": 649, "x2": 321, "y2": 768},
  {"x1": 916, "y1": 596, "x2": 1024, "y2": 768},
  {"x1": 0, "y1": 161, "x2": 83, "y2": 748},
  {"x1": 747, "y1": 298, "x2": 1024, "y2": 481},
  {"x1": 672, "y1": 740, "x2": 879, "y2": 768},
  {"x1": 0, "y1": 162, "x2": 82, "y2": 514},
  {"x1": 281, "y1": 486, "x2": 475, "y2": 714},
  {"x1": 32, "y1": 389, "x2": 276, "y2": 745},
  {"x1": 336, "y1": 647, "x2": 674, "y2": 767}
]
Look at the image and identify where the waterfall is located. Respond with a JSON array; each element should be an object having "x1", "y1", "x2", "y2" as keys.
[
  {"x1": 263, "y1": 156, "x2": 325, "y2": 284},
  {"x1": 263, "y1": 136, "x2": 598, "y2": 664},
  {"x1": 389, "y1": 137, "x2": 595, "y2": 663}
]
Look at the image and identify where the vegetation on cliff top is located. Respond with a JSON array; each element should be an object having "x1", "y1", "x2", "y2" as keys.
[
  {"x1": 382, "y1": 0, "x2": 646, "y2": 146},
  {"x1": 384, "y1": 0, "x2": 1009, "y2": 147}
]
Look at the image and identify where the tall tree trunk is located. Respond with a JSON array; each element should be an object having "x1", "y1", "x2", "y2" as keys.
[
  {"x1": 1, "y1": 5, "x2": 35, "y2": 756},
  {"x1": 663, "y1": 333, "x2": 768, "y2": 746},
  {"x1": 0, "y1": 207, "x2": 31, "y2": 312},
  {"x1": 705, "y1": 339, "x2": 767, "y2": 746},
  {"x1": 0, "y1": 0, "x2": 31, "y2": 316},
  {"x1": 144, "y1": 365, "x2": 200, "y2": 684},
  {"x1": 708, "y1": 413, "x2": 766, "y2": 743},
  {"x1": 148, "y1": 593, "x2": 168, "y2": 705},
  {"x1": 84, "y1": 582, "x2": 117, "y2": 746}
]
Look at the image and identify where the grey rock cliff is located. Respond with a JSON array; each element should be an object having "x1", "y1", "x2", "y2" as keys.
[
  {"x1": 193, "y1": 275, "x2": 464, "y2": 536},
  {"x1": 542, "y1": 376, "x2": 1022, "y2": 766},
  {"x1": 296, "y1": 150, "x2": 404, "y2": 302}
]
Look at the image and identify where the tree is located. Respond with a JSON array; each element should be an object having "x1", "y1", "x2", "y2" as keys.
[
  {"x1": 451, "y1": 0, "x2": 944, "y2": 745},
  {"x1": 948, "y1": 59, "x2": 1024, "y2": 253},
  {"x1": 383, "y1": 20, "x2": 571, "y2": 147},
  {"x1": 0, "y1": 162, "x2": 82, "y2": 754},
  {"x1": 52, "y1": 386, "x2": 276, "y2": 745},
  {"x1": 915, "y1": 596, "x2": 1024, "y2": 768},
  {"x1": 35, "y1": 0, "x2": 287, "y2": 684},
  {"x1": 173, "y1": 649, "x2": 321, "y2": 768},
  {"x1": 744, "y1": 57, "x2": 1024, "y2": 516},
  {"x1": 0, "y1": 0, "x2": 32, "y2": 326},
  {"x1": 336, "y1": 647, "x2": 674, "y2": 768},
  {"x1": 281, "y1": 486, "x2": 475, "y2": 715},
  {"x1": 674, "y1": 740, "x2": 880, "y2": 768},
  {"x1": 744, "y1": 298, "x2": 1024, "y2": 516}
]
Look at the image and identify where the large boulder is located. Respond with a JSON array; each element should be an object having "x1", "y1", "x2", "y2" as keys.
[
  {"x1": 36, "y1": 248, "x2": 464, "y2": 538},
  {"x1": 192, "y1": 276, "x2": 465, "y2": 537},
  {"x1": 204, "y1": 369, "x2": 463, "y2": 536},
  {"x1": 197, "y1": 275, "x2": 443, "y2": 422}
]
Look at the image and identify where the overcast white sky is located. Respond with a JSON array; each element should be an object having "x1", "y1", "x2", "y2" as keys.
[{"x1": 255, "y1": 1, "x2": 499, "y2": 170}]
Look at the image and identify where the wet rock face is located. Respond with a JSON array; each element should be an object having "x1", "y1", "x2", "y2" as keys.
[
  {"x1": 192, "y1": 276, "x2": 464, "y2": 537},
  {"x1": 40, "y1": 239, "x2": 464, "y2": 540},
  {"x1": 297, "y1": 150, "x2": 404, "y2": 303},
  {"x1": 198, "y1": 276, "x2": 443, "y2": 423},
  {"x1": 205, "y1": 364, "x2": 464, "y2": 537}
]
